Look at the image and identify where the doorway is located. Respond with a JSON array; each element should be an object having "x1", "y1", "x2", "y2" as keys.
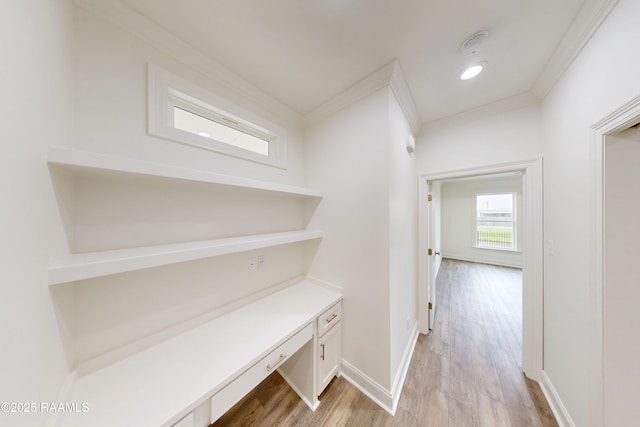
[
  {"x1": 591, "y1": 96, "x2": 640, "y2": 427},
  {"x1": 418, "y1": 158, "x2": 543, "y2": 381}
]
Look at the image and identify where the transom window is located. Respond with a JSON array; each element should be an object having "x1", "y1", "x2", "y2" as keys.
[
  {"x1": 475, "y1": 193, "x2": 516, "y2": 251},
  {"x1": 148, "y1": 64, "x2": 285, "y2": 168}
]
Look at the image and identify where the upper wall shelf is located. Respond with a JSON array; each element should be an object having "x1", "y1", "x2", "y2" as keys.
[
  {"x1": 48, "y1": 230, "x2": 323, "y2": 286},
  {"x1": 47, "y1": 147, "x2": 323, "y2": 198}
]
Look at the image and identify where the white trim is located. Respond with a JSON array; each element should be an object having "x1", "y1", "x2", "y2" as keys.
[
  {"x1": 532, "y1": 0, "x2": 619, "y2": 100},
  {"x1": 390, "y1": 323, "x2": 419, "y2": 414},
  {"x1": 148, "y1": 64, "x2": 287, "y2": 169},
  {"x1": 540, "y1": 371, "x2": 577, "y2": 427},
  {"x1": 304, "y1": 60, "x2": 421, "y2": 133},
  {"x1": 388, "y1": 62, "x2": 422, "y2": 133},
  {"x1": 589, "y1": 94, "x2": 640, "y2": 427},
  {"x1": 74, "y1": 0, "x2": 301, "y2": 127},
  {"x1": 340, "y1": 359, "x2": 394, "y2": 415},
  {"x1": 418, "y1": 158, "x2": 543, "y2": 381},
  {"x1": 441, "y1": 254, "x2": 522, "y2": 270},
  {"x1": 417, "y1": 177, "x2": 430, "y2": 334}
]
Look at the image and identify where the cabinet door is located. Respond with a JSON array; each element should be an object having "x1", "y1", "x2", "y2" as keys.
[{"x1": 317, "y1": 321, "x2": 342, "y2": 395}]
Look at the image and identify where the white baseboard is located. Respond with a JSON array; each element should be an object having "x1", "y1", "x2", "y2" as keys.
[
  {"x1": 390, "y1": 323, "x2": 419, "y2": 414},
  {"x1": 540, "y1": 370, "x2": 576, "y2": 427},
  {"x1": 341, "y1": 325, "x2": 418, "y2": 416},
  {"x1": 442, "y1": 253, "x2": 522, "y2": 269},
  {"x1": 340, "y1": 360, "x2": 394, "y2": 414}
]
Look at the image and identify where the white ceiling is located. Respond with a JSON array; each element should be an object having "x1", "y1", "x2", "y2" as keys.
[{"x1": 120, "y1": 0, "x2": 597, "y2": 124}]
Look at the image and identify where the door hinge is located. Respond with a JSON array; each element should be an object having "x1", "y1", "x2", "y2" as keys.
[
  {"x1": 427, "y1": 194, "x2": 433, "y2": 202},
  {"x1": 428, "y1": 248, "x2": 433, "y2": 256},
  {"x1": 428, "y1": 302, "x2": 433, "y2": 310}
]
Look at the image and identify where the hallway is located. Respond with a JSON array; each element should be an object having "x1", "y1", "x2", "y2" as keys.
[
  {"x1": 212, "y1": 259, "x2": 557, "y2": 426},
  {"x1": 407, "y1": 258, "x2": 557, "y2": 426}
]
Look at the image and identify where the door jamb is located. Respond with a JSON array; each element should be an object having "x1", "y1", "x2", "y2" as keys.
[
  {"x1": 590, "y1": 95, "x2": 640, "y2": 427},
  {"x1": 417, "y1": 158, "x2": 543, "y2": 381}
]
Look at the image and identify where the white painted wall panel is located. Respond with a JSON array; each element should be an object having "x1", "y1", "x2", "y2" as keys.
[
  {"x1": 440, "y1": 175, "x2": 523, "y2": 268},
  {"x1": 540, "y1": 1, "x2": 640, "y2": 425},
  {"x1": 305, "y1": 88, "x2": 392, "y2": 390},
  {"x1": 46, "y1": 6, "x2": 318, "y2": 370},
  {"x1": 73, "y1": 8, "x2": 305, "y2": 187},
  {"x1": 416, "y1": 104, "x2": 543, "y2": 175},
  {"x1": 0, "y1": 1, "x2": 75, "y2": 425},
  {"x1": 388, "y1": 91, "x2": 418, "y2": 385}
]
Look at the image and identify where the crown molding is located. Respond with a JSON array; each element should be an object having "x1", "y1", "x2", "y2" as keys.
[
  {"x1": 304, "y1": 60, "x2": 422, "y2": 133},
  {"x1": 74, "y1": 0, "x2": 302, "y2": 127},
  {"x1": 421, "y1": 91, "x2": 539, "y2": 133},
  {"x1": 388, "y1": 62, "x2": 422, "y2": 134},
  {"x1": 532, "y1": 0, "x2": 619, "y2": 100}
]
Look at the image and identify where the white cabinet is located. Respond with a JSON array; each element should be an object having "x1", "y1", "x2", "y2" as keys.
[{"x1": 316, "y1": 301, "x2": 342, "y2": 395}]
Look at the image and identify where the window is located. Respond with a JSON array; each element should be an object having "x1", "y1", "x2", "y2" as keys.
[
  {"x1": 475, "y1": 193, "x2": 516, "y2": 250},
  {"x1": 148, "y1": 64, "x2": 285, "y2": 168}
]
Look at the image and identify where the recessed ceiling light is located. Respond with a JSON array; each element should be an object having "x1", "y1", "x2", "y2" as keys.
[{"x1": 459, "y1": 62, "x2": 487, "y2": 81}]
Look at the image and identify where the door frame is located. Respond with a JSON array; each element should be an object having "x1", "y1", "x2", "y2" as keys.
[
  {"x1": 590, "y1": 95, "x2": 640, "y2": 427},
  {"x1": 417, "y1": 158, "x2": 543, "y2": 381}
]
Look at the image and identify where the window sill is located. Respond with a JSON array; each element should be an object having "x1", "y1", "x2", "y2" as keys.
[{"x1": 473, "y1": 246, "x2": 521, "y2": 254}]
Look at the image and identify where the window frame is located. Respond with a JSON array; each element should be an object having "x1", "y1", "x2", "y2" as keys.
[
  {"x1": 147, "y1": 64, "x2": 286, "y2": 168},
  {"x1": 474, "y1": 192, "x2": 518, "y2": 252}
]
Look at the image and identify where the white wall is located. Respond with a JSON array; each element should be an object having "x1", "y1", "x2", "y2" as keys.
[
  {"x1": 440, "y1": 175, "x2": 523, "y2": 268},
  {"x1": 44, "y1": 5, "x2": 318, "y2": 370},
  {"x1": 604, "y1": 127, "x2": 640, "y2": 427},
  {"x1": 305, "y1": 88, "x2": 392, "y2": 390},
  {"x1": 73, "y1": 7, "x2": 305, "y2": 185},
  {"x1": 388, "y1": 91, "x2": 418, "y2": 389},
  {"x1": 540, "y1": 1, "x2": 640, "y2": 425},
  {"x1": 0, "y1": 1, "x2": 75, "y2": 425},
  {"x1": 416, "y1": 104, "x2": 543, "y2": 175}
]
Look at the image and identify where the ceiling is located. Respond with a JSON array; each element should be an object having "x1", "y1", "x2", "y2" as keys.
[{"x1": 118, "y1": 0, "x2": 598, "y2": 124}]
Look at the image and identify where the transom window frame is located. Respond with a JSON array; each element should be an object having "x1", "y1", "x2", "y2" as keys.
[
  {"x1": 474, "y1": 191, "x2": 518, "y2": 252},
  {"x1": 147, "y1": 64, "x2": 287, "y2": 169}
]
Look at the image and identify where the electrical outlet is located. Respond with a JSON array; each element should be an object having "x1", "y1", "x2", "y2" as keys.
[{"x1": 248, "y1": 257, "x2": 257, "y2": 271}]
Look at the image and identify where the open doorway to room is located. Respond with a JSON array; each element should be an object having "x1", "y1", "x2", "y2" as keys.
[
  {"x1": 592, "y1": 97, "x2": 640, "y2": 427},
  {"x1": 417, "y1": 159, "x2": 543, "y2": 381}
]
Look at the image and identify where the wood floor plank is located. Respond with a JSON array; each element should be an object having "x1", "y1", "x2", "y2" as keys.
[
  {"x1": 210, "y1": 259, "x2": 558, "y2": 427},
  {"x1": 449, "y1": 396, "x2": 479, "y2": 427},
  {"x1": 476, "y1": 389, "x2": 512, "y2": 427}
]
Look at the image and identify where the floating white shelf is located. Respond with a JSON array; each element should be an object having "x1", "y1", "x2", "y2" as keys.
[
  {"x1": 47, "y1": 147, "x2": 323, "y2": 198},
  {"x1": 48, "y1": 230, "x2": 323, "y2": 286}
]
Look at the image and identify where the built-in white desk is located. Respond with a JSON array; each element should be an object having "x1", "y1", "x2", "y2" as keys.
[{"x1": 58, "y1": 281, "x2": 342, "y2": 427}]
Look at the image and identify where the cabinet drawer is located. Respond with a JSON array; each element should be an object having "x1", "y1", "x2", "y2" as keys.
[
  {"x1": 210, "y1": 323, "x2": 313, "y2": 423},
  {"x1": 317, "y1": 301, "x2": 342, "y2": 338}
]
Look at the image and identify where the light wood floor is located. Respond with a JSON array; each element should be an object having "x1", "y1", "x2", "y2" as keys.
[{"x1": 211, "y1": 259, "x2": 557, "y2": 426}]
